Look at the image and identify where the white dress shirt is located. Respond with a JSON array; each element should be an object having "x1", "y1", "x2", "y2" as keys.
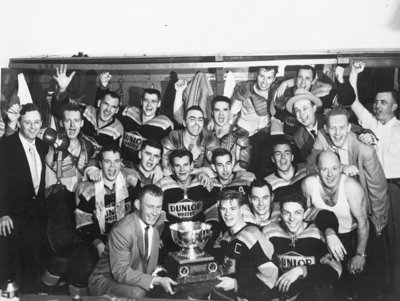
[
  {"x1": 138, "y1": 217, "x2": 153, "y2": 260},
  {"x1": 19, "y1": 133, "x2": 42, "y2": 194},
  {"x1": 332, "y1": 138, "x2": 350, "y2": 165},
  {"x1": 359, "y1": 108, "x2": 400, "y2": 179}
]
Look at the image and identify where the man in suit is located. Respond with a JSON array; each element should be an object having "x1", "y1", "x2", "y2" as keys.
[
  {"x1": 0, "y1": 103, "x2": 49, "y2": 290},
  {"x1": 285, "y1": 88, "x2": 324, "y2": 162},
  {"x1": 88, "y1": 184, "x2": 177, "y2": 298}
]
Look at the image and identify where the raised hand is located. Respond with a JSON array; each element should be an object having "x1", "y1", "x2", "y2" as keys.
[
  {"x1": 99, "y1": 72, "x2": 112, "y2": 88},
  {"x1": 334, "y1": 66, "x2": 345, "y2": 84},
  {"x1": 349, "y1": 62, "x2": 365, "y2": 90},
  {"x1": 53, "y1": 64, "x2": 76, "y2": 93},
  {"x1": 351, "y1": 62, "x2": 366, "y2": 74},
  {"x1": 6, "y1": 103, "x2": 22, "y2": 128},
  {"x1": 174, "y1": 79, "x2": 188, "y2": 93},
  {"x1": 323, "y1": 64, "x2": 334, "y2": 76}
]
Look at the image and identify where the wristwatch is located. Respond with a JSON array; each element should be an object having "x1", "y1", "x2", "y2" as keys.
[{"x1": 356, "y1": 252, "x2": 367, "y2": 258}]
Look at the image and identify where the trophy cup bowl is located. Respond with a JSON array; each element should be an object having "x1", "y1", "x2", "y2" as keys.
[{"x1": 170, "y1": 221, "x2": 212, "y2": 260}]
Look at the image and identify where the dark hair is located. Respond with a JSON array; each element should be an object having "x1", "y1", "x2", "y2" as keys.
[
  {"x1": 272, "y1": 138, "x2": 293, "y2": 153},
  {"x1": 142, "y1": 88, "x2": 161, "y2": 100},
  {"x1": 297, "y1": 65, "x2": 316, "y2": 80},
  {"x1": 258, "y1": 66, "x2": 278, "y2": 75},
  {"x1": 376, "y1": 89, "x2": 400, "y2": 105},
  {"x1": 250, "y1": 178, "x2": 273, "y2": 196},
  {"x1": 61, "y1": 103, "x2": 82, "y2": 120},
  {"x1": 19, "y1": 103, "x2": 41, "y2": 121},
  {"x1": 141, "y1": 139, "x2": 163, "y2": 155},
  {"x1": 276, "y1": 186, "x2": 307, "y2": 210},
  {"x1": 315, "y1": 150, "x2": 341, "y2": 166},
  {"x1": 211, "y1": 96, "x2": 231, "y2": 110},
  {"x1": 169, "y1": 149, "x2": 193, "y2": 166},
  {"x1": 98, "y1": 145, "x2": 121, "y2": 161},
  {"x1": 184, "y1": 105, "x2": 204, "y2": 121},
  {"x1": 218, "y1": 189, "x2": 244, "y2": 207},
  {"x1": 101, "y1": 91, "x2": 121, "y2": 105},
  {"x1": 138, "y1": 184, "x2": 164, "y2": 202},
  {"x1": 211, "y1": 148, "x2": 232, "y2": 165},
  {"x1": 326, "y1": 107, "x2": 350, "y2": 125}
]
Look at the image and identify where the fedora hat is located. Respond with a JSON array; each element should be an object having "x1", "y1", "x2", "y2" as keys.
[{"x1": 286, "y1": 88, "x2": 322, "y2": 114}]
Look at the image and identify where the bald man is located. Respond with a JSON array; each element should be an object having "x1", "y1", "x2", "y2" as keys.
[{"x1": 302, "y1": 150, "x2": 369, "y2": 299}]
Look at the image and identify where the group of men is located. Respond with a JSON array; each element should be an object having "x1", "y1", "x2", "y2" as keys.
[{"x1": 0, "y1": 61, "x2": 399, "y2": 300}]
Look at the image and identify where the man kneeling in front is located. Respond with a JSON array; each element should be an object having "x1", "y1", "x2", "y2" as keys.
[{"x1": 88, "y1": 184, "x2": 177, "y2": 298}]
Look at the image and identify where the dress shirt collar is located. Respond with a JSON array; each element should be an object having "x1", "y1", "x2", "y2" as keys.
[
  {"x1": 19, "y1": 132, "x2": 36, "y2": 150},
  {"x1": 138, "y1": 216, "x2": 153, "y2": 232},
  {"x1": 383, "y1": 116, "x2": 397, "y2": 128},
  {"x1": 332, "y1": 137, "x2": 349, "y2": 152},
  {"x1": 306, "y1": 121, "x2": 318, "y2": 136}
]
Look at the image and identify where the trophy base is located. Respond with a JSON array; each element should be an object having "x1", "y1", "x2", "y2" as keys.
[{"x1": 165, "y1": 251, "x2": 221, "y2": 284}]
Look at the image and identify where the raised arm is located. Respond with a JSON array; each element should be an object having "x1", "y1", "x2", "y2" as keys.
[
  {"x1": 274, "y1": 78, "x2": 295, "y2": 99},
  {"x1": 173, "y1": 79, "x2": 187, "y2": 125},
  {"x1": 334, "y1": 65, "x2": 356, "y2": 107},
  {"x1": 4, "y1": 103, "x2": 21, "y2": 137},
  {"x1": 51, "y1": 64, "x2": 76, "y2": 118},
  {"x1": 95, "y1": 72, "x2": 112, "y2": 103},
  {"x1": 53, "y1": 64, "x2": 76, "y2": 93},
  {"x1": 349, "y1": 62, "x2": 368, "y2": 120}
]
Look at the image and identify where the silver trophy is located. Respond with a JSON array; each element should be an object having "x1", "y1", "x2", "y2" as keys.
[
  {"x1": 166, "y1": 221, "x2": 220, "y2": 283},
  {"x1": 170, "y1": 221, "x2": 212, "y2": 259}
]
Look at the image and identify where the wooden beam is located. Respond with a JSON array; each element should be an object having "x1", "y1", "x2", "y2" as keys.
[{"x1": 7, "y1": 50, "x2": 400, "y2": 71}]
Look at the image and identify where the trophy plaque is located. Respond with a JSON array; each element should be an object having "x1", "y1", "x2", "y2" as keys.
[{"x1": 165, "y1": 221, "x2": 220, "y2": 284}]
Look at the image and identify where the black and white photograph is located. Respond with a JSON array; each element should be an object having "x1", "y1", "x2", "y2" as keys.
[{"x1": 1, "y1": 0, "x2": 400, "y2": 300}]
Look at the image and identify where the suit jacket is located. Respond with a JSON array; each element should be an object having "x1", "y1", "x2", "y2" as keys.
[
  {"x1": 294, "y1": 115, "x2": 364, "y2": 164},
  {"x1": 307, "y1": 131, "x2": 389, "y2": 229},
  {"x1": 89, "y1": 211, "x2": 165, "y2": 294},
  {"x1": 0, "y1": 133, "x2": 48, "y2": 218},
  {"x1": 294, "y1": 114, "x2": 326, "y2": 162}
]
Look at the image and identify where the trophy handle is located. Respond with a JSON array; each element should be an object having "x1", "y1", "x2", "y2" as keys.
[{"x1": 199, "y1": 229, "x2": 212, "y2": 250}]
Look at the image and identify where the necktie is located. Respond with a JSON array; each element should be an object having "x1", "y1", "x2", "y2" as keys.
[
  {"x1": 310, "y1": 130, "x2": 317, "y2": 139},
  {"x1": 144, "y1": 226, "x2": 150, "y2": 260},
  {"x1": 29, "y1": 146, "x2": 40, "y2": 194}
]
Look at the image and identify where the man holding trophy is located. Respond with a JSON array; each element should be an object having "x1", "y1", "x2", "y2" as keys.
[
  {"x1": 214, "y1": 190, "x2": 279, "y2": 301},
  {"x1": 88, "y1": 185, "x2": 177, "y2": 298}
]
